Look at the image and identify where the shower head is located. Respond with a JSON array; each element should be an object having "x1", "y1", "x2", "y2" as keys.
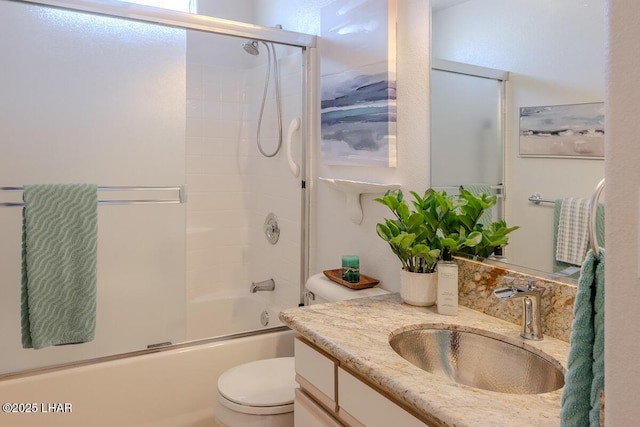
[{"x1": 242, "y1": 40, "x2": 260, "y2": 55}]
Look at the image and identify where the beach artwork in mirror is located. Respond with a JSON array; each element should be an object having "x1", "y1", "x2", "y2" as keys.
[
  {"x1": 320, "y1": 0, "x2": 397, "y2": 167},
  {"x1": 519, "y1": 102, "x2": 605, "y2": 158}
]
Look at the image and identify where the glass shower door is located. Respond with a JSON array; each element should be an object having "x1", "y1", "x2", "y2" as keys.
[
  {"x1": 184, "y1": 29, "x2": 306, "y2": 340},
  {"x1": 430, "y1": 65, "x2": 506, "y2": 221},
  {"x1": 0, "y1": 0, "x2": 310, "y2": 375}
]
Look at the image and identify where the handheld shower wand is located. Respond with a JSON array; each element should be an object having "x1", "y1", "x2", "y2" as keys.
[{"x1": 242, "y1": 39, "x2": 283, "y2": 158}]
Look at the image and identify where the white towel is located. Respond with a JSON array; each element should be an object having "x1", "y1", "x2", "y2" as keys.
[{"x1": 556, "y1": 198, "x2": 590, "y2": 266}]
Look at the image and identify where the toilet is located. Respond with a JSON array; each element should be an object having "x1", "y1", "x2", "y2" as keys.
[
  {"x1": 214, "y1": 273, "x2": 389, "y2": 426},
  {"x1": 215, "y1": 357, "x2": 296, "y2": 427}
]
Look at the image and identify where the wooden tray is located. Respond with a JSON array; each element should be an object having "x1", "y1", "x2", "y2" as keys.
[{"x1": 323, "y1": 269, "x2": 380, "y2": 290}]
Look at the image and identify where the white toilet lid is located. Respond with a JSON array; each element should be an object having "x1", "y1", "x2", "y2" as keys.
[{"x1": 217, "y1": 357, "x2": 296, "y2": 407}]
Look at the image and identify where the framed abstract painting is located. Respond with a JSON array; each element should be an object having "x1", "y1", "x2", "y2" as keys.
[
  {"x1": 519, "y1": 102, "x2": 605, "y2": 158},
  {"x1": 320, "y1": 0, "x2": 397, "y2": 167}
]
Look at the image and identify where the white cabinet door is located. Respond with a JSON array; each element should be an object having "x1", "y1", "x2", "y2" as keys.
[
  {"x1": 338, "y1": 368, "x2": 428, "y2": 427},
  {"x1": 295, "y1": 338, "x2": 337, "y2": 407},
  {"x1": 295, "y1": 388, "x2": 344, "y2": 427}
]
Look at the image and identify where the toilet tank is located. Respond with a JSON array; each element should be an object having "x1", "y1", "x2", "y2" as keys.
[{"x1": 305, "y1": 273, "x2": 389, "y2": 305}]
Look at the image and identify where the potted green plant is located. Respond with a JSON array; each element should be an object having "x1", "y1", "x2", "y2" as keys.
[
  {"x1": 441, "y1": 188, "x2": 519, "y2": 259},
  {"x1": 375, "y1": 189, "x2": 479, "y2": 306},
  {"x1": 375, "y1": 188, "x2": 518, "y2": 306}
]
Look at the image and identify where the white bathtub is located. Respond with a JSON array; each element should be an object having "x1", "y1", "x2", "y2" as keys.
[
  {"x1": 186, "y1": 290, "x2": 284, "y2": 340},
  {"x1": 0, "y1": 329, "x2": 295, "y2": 427}
]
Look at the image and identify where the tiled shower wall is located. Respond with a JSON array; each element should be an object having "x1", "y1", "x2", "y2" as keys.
[
  {"x1": 185, "y1": 40, "x2": 304, "y2": 320},
  {"x1": 245, "y1": 49, "x2": 305, "y2": 312},
  {"x1": 185, "y1": 61, "x2": 250, "y2": 301}
]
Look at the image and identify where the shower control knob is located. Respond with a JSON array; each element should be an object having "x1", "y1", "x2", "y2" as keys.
[
  {"x1": 263, "y1": 213, "x2": 280, "y2": 244},
  {"x1": 260, "y1": 310, "x2": 270, "y2": 327}
]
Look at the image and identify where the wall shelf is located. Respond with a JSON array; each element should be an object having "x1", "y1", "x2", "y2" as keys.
[{"x1": 320, "y1": 178, "x2": 401, "y2": 224}]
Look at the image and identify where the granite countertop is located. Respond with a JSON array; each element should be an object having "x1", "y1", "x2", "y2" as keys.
[{"x1": 279, "y1": 293, "x2": 570, "y2": 427}]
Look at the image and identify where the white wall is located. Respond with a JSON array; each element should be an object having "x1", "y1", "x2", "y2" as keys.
[
  {"x1": 253, "y1": 0, "x2": 431, "y2": 293},
  {"x1": 197, "y1": 0, "x2": 254, "y2": 23},
  {"x1": 0, "y1": 1, "x2": 186, "y2": 373},
  {"x1": 605, "y1": 1, "x2": 640, "y2": 423},
  {"x1": 253, "y1": 0, "x2": 335, "y2": 34},
  {"x1": 433, "y1": 0, "x2": 605, "y2": 273}
]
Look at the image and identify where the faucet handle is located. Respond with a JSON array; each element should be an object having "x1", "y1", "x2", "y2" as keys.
[
  {"x1": 493, "y1": 277, "x2": 524, "y2": 299},
  {"x1": 495, "y1": 276, "x2": 541, "y2": 297},
  {"x1": 515, "y1": 278, "x2": 543, "y2": 295},
  {"x1": 493, "y1": 285, "x2": 518, "y2": 299}
]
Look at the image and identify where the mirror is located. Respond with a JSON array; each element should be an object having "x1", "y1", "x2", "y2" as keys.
[{"x1": 430, "y1": 0, "x2": 605, "y2": 277}]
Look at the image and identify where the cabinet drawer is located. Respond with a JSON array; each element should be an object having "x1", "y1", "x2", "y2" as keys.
[
  {"x1": 338, "y1": 368, "x2": 427, "y2": 427},
  {"x1": 295, "y1": 388, "x2": 344, "y2": 427},
  {"x1": 295, "y1": 338, "x2": 338, "y2": 410}
]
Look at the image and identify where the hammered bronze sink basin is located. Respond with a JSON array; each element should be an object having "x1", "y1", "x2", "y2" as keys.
[{"x1": 389, "y1": 327, "x2": 565, "y2": 394}]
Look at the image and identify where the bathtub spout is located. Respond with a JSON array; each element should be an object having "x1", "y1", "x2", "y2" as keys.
[{"x1": 250, "y1": 278, "x2": 275, "y2": 293}]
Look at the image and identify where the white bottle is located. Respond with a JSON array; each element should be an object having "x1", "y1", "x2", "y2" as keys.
[{"x1": 437, "y1": 246, "x2": 458, "y2": 316}]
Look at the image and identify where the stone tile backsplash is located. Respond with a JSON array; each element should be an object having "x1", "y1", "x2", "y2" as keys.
[{"x1": 456, "y1": 257, "x2": 577, "y2": 342}]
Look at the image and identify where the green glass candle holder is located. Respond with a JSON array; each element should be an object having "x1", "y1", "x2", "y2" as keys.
[{"x1": 342, "y1": 255, "x2": 360, "y2": 283}]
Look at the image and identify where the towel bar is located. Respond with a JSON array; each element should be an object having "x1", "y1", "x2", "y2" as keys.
[
  {"x1": 0, "y1": 184, "x2": 187, "y2": 207},
  {"x1": 530, "y1": 179, "x2": 605, "y2": 254},
  {"x1": 528, "y1": 193, "x2": 555, "y2": 204}
]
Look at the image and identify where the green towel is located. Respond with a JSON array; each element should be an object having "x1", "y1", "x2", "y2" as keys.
[
  {"x1": 560, "y1": 248, "x2": 605, "y2": 426},
  {"x1": 553, "y1": 200, "x2": 605, "y2": 278},
  {"x1": 21, "y1": 184, "x2": 98, "y2": 349}
]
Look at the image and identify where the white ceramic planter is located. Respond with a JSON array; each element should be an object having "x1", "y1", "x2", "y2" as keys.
[{"x1": 399, "y1": 269, "x2": 437, "y2": 307}]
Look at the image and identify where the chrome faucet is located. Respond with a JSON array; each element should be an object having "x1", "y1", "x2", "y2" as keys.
[
  {"x1": 493, "y1": 277, "x2": 544, "y2": 340},
  {"x1": 250, "y1": 278, "x2": 275, "y2": 293}
]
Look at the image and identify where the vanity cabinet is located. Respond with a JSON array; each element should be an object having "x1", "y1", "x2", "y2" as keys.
[{"x1": 294, "y1": 337, "x2": 428, "y2": 427}]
